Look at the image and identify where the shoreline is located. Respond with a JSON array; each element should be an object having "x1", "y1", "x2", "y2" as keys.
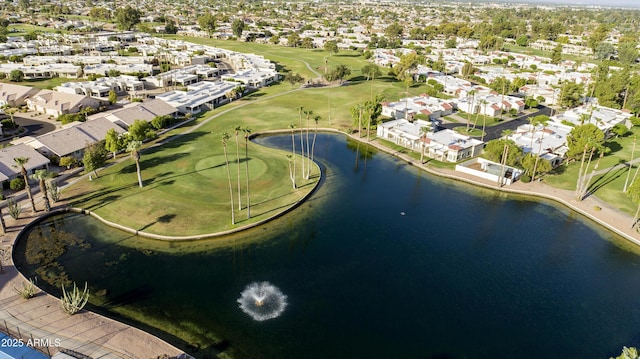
[
  {"x1": 2, "y1": 129, "x2": 638, "y2": 359},
  {"x1": 348, "y1": 131, "x2": 640, "y2": 246},
  {"x1": 57, "y1": 128, "x2": 640, "y2": 246}
]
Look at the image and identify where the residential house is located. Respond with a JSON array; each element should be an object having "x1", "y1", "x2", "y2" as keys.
[
  {"x1": 0, "y1": 83, "x2": 40, "y2": 107},
  {"x1": 0, "y1": 144, "x2": 50, "y2": 184},
  {"x1": 505, "y1": 122, "x2": 571, "y2": 167},
  {"x1": 26, "y1": 91, "x2": 105, "y2": 117},
  {"x1": 26, "y1": 117, "x2": 125, "y2": 160},
  {"x1": 381, "y1": 95, "x2": 454, "y2": 121},
  {"x1": 377, "y1": 119, "x2": 433, "y2": 150},
  {"x1": 423, "y1": 129, "x2": 484, "y2": 162},
  {"x1": 552, "y1": 105, "x2": 632, "y2": 135},
  {"x1": 154, "y1": 81, "x2": 239, "y2": 115},
  {"x1": 221, "y1": 69, "x2": 280, "y2": 88},
  {"x1": 456, "y1": 157, "x2": 523, "y2": 186}
]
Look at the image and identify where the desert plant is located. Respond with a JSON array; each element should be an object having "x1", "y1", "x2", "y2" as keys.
[
  {"x1": 60, "y1": 282, "x2": 89, "y2": 315},
  {"x1": 7, "y1": 198, "x2": 21, "y2": 219},
  {"x1": 14, "y1": 277, "x2": 38, "y2": 299},
  {"x1": 9, "y1": 178, "x2": 24, "y2": 190},
  {"x1": 47, "y1": 181, "x2": 61, "y2": 202}
]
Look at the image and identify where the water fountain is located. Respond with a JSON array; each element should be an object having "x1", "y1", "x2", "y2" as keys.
[{"x1": 237, "y1": 282, "x2": 288, "y2": 321}]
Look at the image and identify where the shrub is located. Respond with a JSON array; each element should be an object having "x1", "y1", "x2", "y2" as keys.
[
  {"x1": 1, "y1": 119, "x2": 17, "y2": 129},
  {"x1": 59, "y1": 156, "x2": 75, "y2": 169},
  {"x1": 14, "y1": 278, "x2": 38, "y2": 299},
  {"x1": 9, "y1": 178, "x2": 24, "y2": 190},
  {"x1": 60, "y1": 282, "x2": 89, "y2": 315},
  {"x1": 7, "y1": 198, "x2": 21, "y2": 219},
  {"x1": 520, "y1": 174, "x2": 531, "y2": 183},
  {"x1": 47, "y1": 181, "x2": 61, "y2": 202}
]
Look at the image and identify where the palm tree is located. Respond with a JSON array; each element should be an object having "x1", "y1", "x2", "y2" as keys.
[
  {"x1": 243, "y1": 127, "x2": 252, "y2": 219},
  {"x1": 127, "y1": 140, "x2": 143, "y2": 188},
  {"x1": 286, "y1": 154, "x2": 296, "y2": 189},
  {"x1": 624, "y1": 137, "x2": 637, "y2": 193},
  {"x1": 303, "y1": 109, "x2": 313, "y2": 179},
  {"x1": 13, "y1": 157, "x2": 36, "y2": 212},
  {"x1": 298, "y1": 107, "x2": 306, "y2": 178},
  {"x1": 221, "y1": 133, "x2": 235, "y2": 225},
  {"x1": 289, "y1": 124, "x2": 297, "y2": 189},
  {"x1": 580, "y1": 151, "x2": 604, "y2": 200},
  {"x1": 0, "y1": 206, "x2": 6, "y2": 235},
  {"x1": 465, "y1": 90, "x2": 475, "y2": 131},
  {"x1": 235, "y1": 126, "x2": 243, "y2": 210},
  {"x1": 31, "y1": 169, "x2": 53, "y2": 212},
  {"x1": 419, "y1": 126, "x2": 430, "y2": 163},
  {"x1": 311, "y1": 116, "x2": 320, "y2": 166},
  {"x1": 531, "y1": 117, "x2": 549, "y2": 182}
]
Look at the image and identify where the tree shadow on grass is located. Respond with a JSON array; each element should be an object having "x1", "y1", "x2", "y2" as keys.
[
  {"x1": 583, "y1": 166, "x2": 626, "y2": 199},
  {"x1": 67, "y1": 182, "x2": 139, "y2": 204},
  {"x1": 119, "y1": 152, "x2": 189, "y2": 174},
  {"x1": 150, "y1": 130, "x2": 209, "y2": 151},
  {"x1": 605, "y1": 141, "x2": 623, "y2": 154},
  {"x1": 139, "y1": 213, "x2": 177, "y2": 232}
]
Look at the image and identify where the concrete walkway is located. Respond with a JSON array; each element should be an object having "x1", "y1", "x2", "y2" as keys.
[{"x1": 0, "y1": 203, "x2": 188, "y2": 358}]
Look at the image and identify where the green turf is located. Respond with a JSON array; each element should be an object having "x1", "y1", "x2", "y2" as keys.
[
  {"x1": 64, "y1": 126, "x2": 320, "y2": 236},
  {"x1": 57, "y1": 34, "x2": 638, "y2": 233}
]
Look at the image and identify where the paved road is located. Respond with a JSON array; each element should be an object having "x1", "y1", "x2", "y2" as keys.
[
  {"x1": 440, "y1": 105, "x2": 553, "y2": 141},
  {"x1": 13, "y1": 116, "x2": 56, "y2": 137}
]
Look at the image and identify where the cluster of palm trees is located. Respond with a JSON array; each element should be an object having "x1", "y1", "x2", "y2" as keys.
[
  {"x1": 287, "y1": 107, "x2": 320, "y2": 190},
  {"x1": 0, "y1": 157, "x2": 58, "y2": 234},
  {"x1": 220, "y1": 126, "x2": 252, "y2": 225}
]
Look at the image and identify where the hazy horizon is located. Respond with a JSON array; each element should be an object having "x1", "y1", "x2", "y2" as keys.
[{"x1": 484, "y1": 0, "x2": 640, "y2": 8}]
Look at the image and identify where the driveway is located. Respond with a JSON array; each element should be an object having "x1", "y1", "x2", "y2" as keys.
[
  {"x1": 440, "y1": 105, "x2": 553, "y2": 141},
  {"x1": 13, "y1": 115, "x2": 56, "y2": 137}
]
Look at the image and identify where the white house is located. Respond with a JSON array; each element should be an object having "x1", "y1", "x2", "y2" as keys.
[
  {"x1": 381, "y1": 95, "x2": 454, "y2": 121},
  {"x1": 377, "y1": 119, "x2": 434, "y2": 150},
  {"x1": 154, "y1": 81, "x2": 239, "y2": 115},
  {"x1": 552, "y1": 105, "x2": 632, "y2": 134},
  {"x1": 423, "y1": 129, "x2": 484, "y2": 163}
]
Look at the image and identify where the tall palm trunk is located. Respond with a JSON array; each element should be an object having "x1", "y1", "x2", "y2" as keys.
[
  {"x1": 287, "y1": 155, "x2": 296, "y2": 189},
  {"x1": 311, "y1": 118, "x2": 319, "y2": 165},
  {"x1": 0, "y1": 207, "x2": 6, "y2": 234},
  {"x1": 133, "y1": 152, "x2": 143, "y2": 188},
  {"x1": 298, "y1": 108, "x2": 305, "y2": 179},
  {"x1": 235, "y1": 128, "x2": 242, "y2": 210},
  {"x1": 244, "y1": 132, "x2": 251, "y2": 219},
  {"x1": 222, "y1": 140, "x2": 235, "y2": 225},
  {"x1": 21, "y1": 168, "x2": 36, "y2": 212},
  {"x1": 580, "y1": 152, "x2": 604, "y2": 200},
  {"x1": 290, "y1": 128, "x2": 297, "y2": 189},
  {"x1": 305, "y1": 113, "x2": 311, "y2": 179},
  {"x1": 624, "y1": 137, "x2": 636, "y2": 193}
]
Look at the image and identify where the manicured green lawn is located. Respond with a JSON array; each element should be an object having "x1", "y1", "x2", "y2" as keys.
[
  {"x1": 0, "y1": 77, "x2": 76, "y2": 90},
  {"x1": 542, "y1": 128, "x2": 640, "y2": 215},
  {"x1": 58, "y1": 35, "x2": 638, "y2": 233},
  {"x1": 64, "y1": 126, "x2": 320, "y2": 236}
]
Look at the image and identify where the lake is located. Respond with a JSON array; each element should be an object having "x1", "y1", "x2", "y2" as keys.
[{"x1": 14, "y1": 133, "x2": 640, "y2": 359}]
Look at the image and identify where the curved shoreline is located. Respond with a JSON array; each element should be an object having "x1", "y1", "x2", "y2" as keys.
[
  {"x1": 349, "y1": 131, "x2": 640, "y2": 246},
  {"x1": 63, "y1": 130, "x2": 322, "y2": 241},
  {"x1": 70, "y1": 128, "x2": 640, "y2": 245},
  {"x1": 4, "y1": 129, "x2": 638, "y2": 359}
]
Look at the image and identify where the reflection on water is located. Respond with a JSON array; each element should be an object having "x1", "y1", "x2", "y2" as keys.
[{"x1": 13, "y1": 133, "x2": 640, "y2": 359}]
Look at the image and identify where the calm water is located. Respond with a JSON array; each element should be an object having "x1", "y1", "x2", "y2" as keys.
[{"x1": 14, "y1": 133, "x2": 640, "y2": 359}]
